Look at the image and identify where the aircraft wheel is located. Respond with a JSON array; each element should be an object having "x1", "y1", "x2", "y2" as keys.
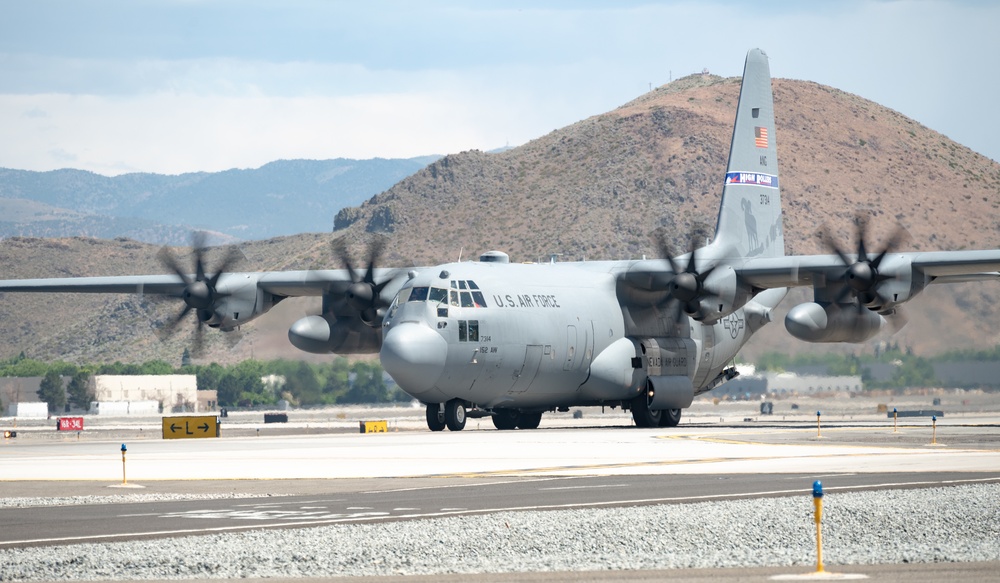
[
  {"x1": 516, "y1": 412, "x2": 542, "y2": 430},
  {"x1": 659, "y1": 408, "x2": 682, "y2": 427},
  {"x1": 631, "y1": 390, "x2": 662, "y2": 428},
  {"x1": 445, "y1": 399, "x2": 467, "y2": 431},
  {"x1": 426, "y1": 404, "x2": 446, "y2": 432},
  {"x1": 492, "y1": 409, "x2": 519, "y2": 430}
]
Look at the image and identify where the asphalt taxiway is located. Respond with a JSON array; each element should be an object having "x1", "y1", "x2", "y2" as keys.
[{"x1": 2, "y1": 406, "x2": 999, "y2": 581}]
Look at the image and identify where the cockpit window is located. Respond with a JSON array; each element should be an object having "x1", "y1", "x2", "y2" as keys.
[
  {"x1": 467, "y1": 280, "x2": 480, "y2": 290},
  {"x1": 408, "y1": 286, "x2": 429, "y2": 302},
  {"x1": 471, "y1": 291, "x2": 487, "y2": 307},
  {"x1": 428, "y1": 287, "x2": 448, "y2": 304},
  {"x1": 458, "y1": 280, "x2": 468, "y2": 290},
  {"x1": 450, "y1": 290, "x2": 460, "y2": 307},
  {"x1": 395, "y1": 287, "x2": 412, "y2": 304}
]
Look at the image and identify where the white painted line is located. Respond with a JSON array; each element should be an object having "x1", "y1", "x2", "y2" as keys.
[{"x1": 539, "y1": 484, "x2": 630, "y2": 491}]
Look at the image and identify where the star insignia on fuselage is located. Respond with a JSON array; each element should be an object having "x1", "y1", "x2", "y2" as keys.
[{"x1": 723, "y1": 312, "x2": 745, "y2": 339}]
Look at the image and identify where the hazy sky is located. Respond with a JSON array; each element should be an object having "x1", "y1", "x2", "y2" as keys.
[{"x1": 2, "y1": 0, "x2": 997, "y2": 176}]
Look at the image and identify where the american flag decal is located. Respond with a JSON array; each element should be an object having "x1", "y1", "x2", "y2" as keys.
[{"x1": 754, "y1": 126, "x2": 768, "y2": 148}]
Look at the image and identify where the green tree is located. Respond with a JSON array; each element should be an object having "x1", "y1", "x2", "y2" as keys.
[
  {"x1": 283, "y1": 361, "x2": 322, "y2": 405},
  {"x1": 37, "y1": 370, "x2": 66, "y2": 413},
  {"x1": 891, "y1": 356, "x2": 937, "y2": 388},
  {"x1": 138, "y1": 360, "x2": 175, "y2": 375},
  {"x1": 340, "y1": 361, "x2": 393, "y2": 403},
  {"x1": 66, "y1": 370, "x2": 94, "y2": 411},
  {"x1": 216, "y1": 372, "x2": 243, "y2": 407},
  {"x1": 320, "y1": 358, "x2": 351, "y2": 401},
  {"x1": 0, "y1": 357, "x2": 50, "y2": 377}
]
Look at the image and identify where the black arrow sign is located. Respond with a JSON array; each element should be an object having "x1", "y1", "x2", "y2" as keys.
[
  {"x1": 198, "y1": 423, "x2": 209, "y2": 432},
  {"x1": 170, "y1": 424, "x2": 180, "y2": 432}
]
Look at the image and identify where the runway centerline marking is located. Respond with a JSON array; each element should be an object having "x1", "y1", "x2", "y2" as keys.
[{"x1": 539, "y1": 484, "x2": 630, "y2": 491}]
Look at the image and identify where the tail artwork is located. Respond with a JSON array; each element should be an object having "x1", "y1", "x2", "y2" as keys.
[{"x1": 713, "y1": 48, "x2": 785, "y2": 259}]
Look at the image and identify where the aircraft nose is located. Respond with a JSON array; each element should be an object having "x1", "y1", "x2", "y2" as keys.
[{"x1": 380, "y1": 323, "x2": 447, "y2": 395}]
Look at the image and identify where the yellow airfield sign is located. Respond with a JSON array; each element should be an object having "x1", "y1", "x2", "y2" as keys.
[{"x1": 162, "y1": 415, "x2": 220, "y2": 439}]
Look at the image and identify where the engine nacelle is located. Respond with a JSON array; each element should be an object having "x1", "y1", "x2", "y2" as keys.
[
  {"x1": 693, "y1": 266, "x2": 753, "y2": 321},
  {"x1": 209, "y1": 275, "x2": 278, "y2": 331},
  {"x1": 785, "y1": 302, "x2": 886, "y2": 343},
  {"x1": 288, "y1": 314, "x2": 382, "y2": 355}
]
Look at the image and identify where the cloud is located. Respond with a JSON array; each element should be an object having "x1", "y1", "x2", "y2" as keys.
[{"x1": 1, "y1": 1, "x2": 998, "y2": 174}]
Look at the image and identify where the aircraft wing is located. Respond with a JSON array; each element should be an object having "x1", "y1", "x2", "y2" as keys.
[
  {"x1": 0, "y1": 274, "x2": 187, "y2": 295},
  {"x1": 737, "y1": 250, "x2": 1000, "y2": 289},
  {"x1": 0, "y1": 269, "x2": 369, "y2": 298}
]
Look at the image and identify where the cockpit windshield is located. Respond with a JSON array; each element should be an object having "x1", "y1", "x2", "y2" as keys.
[{"x1": 399, "y1": 280, "x2": 487, "y2": 309}]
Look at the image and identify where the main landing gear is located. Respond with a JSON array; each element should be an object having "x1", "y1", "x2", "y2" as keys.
[
  {"x1": 425, "y1": 402, "x2": 544, "y2": 431},
  {"x1": 630, "y1": 393, "x2": 683, "y2": 428},
  {"x1": 426, "y1": 400, "x2": 467, "y2": 432},
  {"x1": 491, "y1": 408, "x2": 542, "y2": 430}
]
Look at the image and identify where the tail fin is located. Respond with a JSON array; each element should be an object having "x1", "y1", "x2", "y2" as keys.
[{"x1": 713, "y1": 48, "x2": 784, "y2": 259}]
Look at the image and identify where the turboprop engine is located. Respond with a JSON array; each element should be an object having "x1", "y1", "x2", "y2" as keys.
[{"x1": 784, "y1": 302, "x2": 885, "y2": 343}]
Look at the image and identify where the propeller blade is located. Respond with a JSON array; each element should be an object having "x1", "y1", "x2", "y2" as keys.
[
  {"x1": 855, "y1": 214, "x2": 869, "y2": 262},
  {"x1": 156, "y1": 247, "x2": 191, "y2": 286},
  {"x1": 207, "y1": 246, "x2": 243, "y2": 290},
  {"x1": 332, "y1": 238, "x2": 360, "y2": 283}
]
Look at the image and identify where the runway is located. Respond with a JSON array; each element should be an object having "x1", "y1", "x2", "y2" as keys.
[
  {"x1": 2, "y1": 472, "x2": 998, "y2": 549},
  {"x1": 2, "y1": 408, "x2": 999, "y2": 581},
  {"x1": 2, "y1": 420, "x2": 999, "y2": 481}
]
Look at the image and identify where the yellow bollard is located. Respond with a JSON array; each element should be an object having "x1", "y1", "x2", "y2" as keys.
[
  {"x1": 120, "y1": 443, "x2": 127, "y2": 485},
  {"x1": 812, "y1": 480, "x2": 825, "y2": 574},
  {"x1": 893, "y1": 408, "x2": 898, "y2": 433},
  {"x1": 816, "y1": 411, "x2": 822, "y2": 439},
  {"x1": 931, "y1": 415, "x2": 937, "y2": 445}
]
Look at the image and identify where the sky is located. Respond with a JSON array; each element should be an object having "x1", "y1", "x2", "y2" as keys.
[{"x1": 1, "y1": 0, "x2": 997, "y2": 176}]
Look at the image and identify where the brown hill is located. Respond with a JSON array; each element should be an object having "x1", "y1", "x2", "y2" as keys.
[{"x1": 2, "y1": 74, "x2": 1000, "y2": 364}]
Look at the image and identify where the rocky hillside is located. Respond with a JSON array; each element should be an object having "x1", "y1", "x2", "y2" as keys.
[{"x1": 2, "y1": 74, "x2": 999, "y2": 364}]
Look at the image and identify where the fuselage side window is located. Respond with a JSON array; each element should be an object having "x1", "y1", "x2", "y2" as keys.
[
  {"x1": 468, "y1": 320, "x2": 479, "y2": 342},
  {"x1": 471, "y1": 291, "x2": 487, "y2": 307},
  {"x1": 458, "y1": 320, "x2": 468, "y2": 342},
  {"x1": 408, "y1": 286, "x2": 429, "y2": 302},
  {"x1": 460, "y1": 292, "x2": 474, "y2": 308},
  {"x1": 429, "y1": 287, "x2": 448, "y2": 304}
]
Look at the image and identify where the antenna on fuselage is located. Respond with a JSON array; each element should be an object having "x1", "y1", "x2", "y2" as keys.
[{"x1": 457, "y1": 247, "x2": 464, "y2": 262}]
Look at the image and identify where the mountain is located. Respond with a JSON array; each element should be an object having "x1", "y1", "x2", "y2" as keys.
[
  {"x1": 0, "y1": 157, "x2": 440, "y2": 244},
  {"x1": 1, "y1": 74, "x2": 999, "y2": 364}
]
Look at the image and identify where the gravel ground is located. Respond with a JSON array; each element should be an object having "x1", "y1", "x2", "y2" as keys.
[{"x1": 1, "y1": 483, "x2": 998, "y2": 581}]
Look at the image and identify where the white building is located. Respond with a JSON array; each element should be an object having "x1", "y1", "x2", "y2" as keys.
[{"x1": 90, "y1": 375, "x2": 199, "y2": 413}]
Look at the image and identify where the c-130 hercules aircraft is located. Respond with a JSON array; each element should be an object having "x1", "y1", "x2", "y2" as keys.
[{"x1": 4, "y1": 49, "x2": 1000, "y2": 432}]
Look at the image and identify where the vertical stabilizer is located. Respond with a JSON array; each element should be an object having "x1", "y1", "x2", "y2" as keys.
[{"x1": 713, "y1": 48, "x2": 784, "y2": 258}]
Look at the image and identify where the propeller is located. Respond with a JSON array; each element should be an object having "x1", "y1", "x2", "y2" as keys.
[
  {"x1": 331, "y1": 235, "x2": 398, "y2": 326},
  {"x1": 654, "y1": 229, "x2": 721, "y2": 320},
  {"x1": 822, "y1": 214, "x2": 908, "y2": 310},
  {"x1": 156, "y1": 231, "x2": 242, "y2": 352}
]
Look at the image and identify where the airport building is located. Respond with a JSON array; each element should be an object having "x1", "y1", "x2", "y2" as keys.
[
  {"x1": 90, "y1": 375, "x2": 199, "y2": 414},
  {"x1": 712, "y1": 365, "x2": 863, "y2": 398},
  {"x1": 0, "y1": 374, "x2": 204, "y2": 416}
]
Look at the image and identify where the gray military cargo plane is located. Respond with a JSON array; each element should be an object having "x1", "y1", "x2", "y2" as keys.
[{"x1": 3, "y1": 49, "x2": 1000, "y2": 432}]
